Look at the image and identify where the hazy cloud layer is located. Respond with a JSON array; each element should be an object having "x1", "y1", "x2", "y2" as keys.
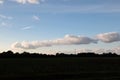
[
  {"x1": 0, "y1": 22, "x2": 7, "y2": 26},
  {"x1": 1, "y1": 0, "x2": 120, "y2": 13},
  {"x1": 11, "y1": 32, "x2": 120, "y2": 49},
  {"x1": 11, "y1": 35, "x2": 97, "y2": 49},
  {"x1": 96, "y1": 32, "x2": 120, "y2": 43},
  {"x1": 0, "y1": 14, "x2": 13, "y2": 20}
]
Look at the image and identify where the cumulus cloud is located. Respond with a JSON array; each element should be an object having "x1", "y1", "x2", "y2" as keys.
[
  {"x1": 14, "y1": 0, "x2": 45, "y2": 4},
  {"x1": 11, "y1": 35, "x2": 97, "y2": 49},
  {"x1": 11, "y1": 32, "x2": 120, "y2": 50},
  {"x1": 96, "y1": 32, "x2": 120, "y2": 43},
  {"x1": 53, "y1": 35, "x2": 97, "y2": 45}
]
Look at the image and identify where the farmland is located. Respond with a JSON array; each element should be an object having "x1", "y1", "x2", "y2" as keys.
[{"x1": 0, "y1": 57, "x2": 120, "y2": 80}]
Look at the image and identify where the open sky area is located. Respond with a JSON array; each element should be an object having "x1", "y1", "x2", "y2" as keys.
[{"x1": 0, "y1": 0, "x2": 120, "y2": 54}]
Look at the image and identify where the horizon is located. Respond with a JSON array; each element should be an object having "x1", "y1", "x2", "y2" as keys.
[{"x1": 0, "y1": 0, "x2": 120, "y2": 54}]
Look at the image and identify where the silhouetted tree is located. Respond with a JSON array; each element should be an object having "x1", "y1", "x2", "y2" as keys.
[
  {"x1": 0, "y1": 50, "x2": 14, "y2": 58},
  {"x1": 0, "y1": 50, "x2": 119, "y2": 58}
]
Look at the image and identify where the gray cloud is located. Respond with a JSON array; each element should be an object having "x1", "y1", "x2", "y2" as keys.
[
  {"x1": 96, "y1": 32, "x2": 120, "y2": 43},
  {"x1": 11, "y1": 35, "x2": 97, "y2": 49},
  {"x1": 11, "y1": 32, "x2": 120, "y2": 50}
]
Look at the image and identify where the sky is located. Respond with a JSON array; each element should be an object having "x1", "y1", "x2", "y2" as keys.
[{"x1": 0, "y1": 0, "x2": 120, "y2": 54}]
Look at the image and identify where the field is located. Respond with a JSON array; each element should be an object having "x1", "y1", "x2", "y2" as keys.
[{"x1": 0, "y1": 57, "x2": 120, "y2": 80}]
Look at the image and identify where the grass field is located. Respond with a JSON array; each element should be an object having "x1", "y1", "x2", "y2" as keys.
[{"x1": 0, "y1": 57, "x2": 120, "y2": 80}]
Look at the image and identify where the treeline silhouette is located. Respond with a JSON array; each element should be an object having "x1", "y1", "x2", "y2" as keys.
[{"x1": 0, "y1": 50, "x2": 119, "y2": 58}]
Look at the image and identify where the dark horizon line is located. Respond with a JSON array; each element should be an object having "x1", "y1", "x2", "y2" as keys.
[{"x1": 0, "y1": 50, "x2": 119, "y2": 58}]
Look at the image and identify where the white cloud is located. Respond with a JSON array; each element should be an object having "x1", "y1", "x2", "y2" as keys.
[
  {"x1": 11, "y1": 32, "x2": 120, "y2": 50},
  {"x1": 96, "y1": 32, "x2": 120, "y2": 43},
  {"x1": 21, "y1": 26, "x2": 32, "y2": 30},
  {"x1": 0, "y1": 14, "x2": 13, "y2": 20},
  {"x1": 15, "y1": 0, "x2": 41, "y2": 4},
  {"x1": 33, "y1": 15, "x2": 40, "y2": 20},
  {"x1": 11, "y1": 35, "x2": 97, "y2": 49},
  {"x1": 16, "y1": 0, "x2": 26, "y2": 4},
  {"x1": 53, "y1": 35, "x2": 97, "y2": 45},
  {"x1": 0, "y1": 14, "x2": 13, "y2": 27},
  {"x1": 0, "y1": 0, "x2": 3, "y2": 4}
]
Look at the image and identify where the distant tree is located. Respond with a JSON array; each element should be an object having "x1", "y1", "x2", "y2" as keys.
[
  {"x1": 101, "y1": 52, "x2": 118, "y2": 57},
  {"x1": 0, "y1": 50, "x2": 14, "y2": 58},
  {"x1": 56, "y1": 53, "x2": 67, "y2": 57},
  {"x1": 0, "y1": 50, "x2": 119, "y2": 58},
  {"x1": 6, "y1": 50, "x2": 14, "y2": 55}
]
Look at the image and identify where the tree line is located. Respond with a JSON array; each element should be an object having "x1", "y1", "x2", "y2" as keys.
[{"x1": 0, "y1": 50, "x2": 119, "y2": 58}]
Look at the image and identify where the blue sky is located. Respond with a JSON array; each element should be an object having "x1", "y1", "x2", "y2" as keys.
[{"x1": 0, "y1": 0, "x2": 120, "y2": 54}]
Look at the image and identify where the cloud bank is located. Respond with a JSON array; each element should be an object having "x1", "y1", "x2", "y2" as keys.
[
  {"x1": 96, "y1": 32, "x2": 120, "y2": 43},
  {"x1": 11, "y1": 32, "x2": 120, "y2": 49},
  {"x1": 11, "y1": 35, "x2": 97, "y2": 49}
]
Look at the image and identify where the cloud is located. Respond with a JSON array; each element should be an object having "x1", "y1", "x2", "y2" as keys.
[
  {"x1": 96, "y1": 32, "x2": 120, "y2": 43},
  {"x1": 53, "y1": 35, "x2": 97, "y2": 45},
  {"x1": 112, "y1": 46, "x2": 120, "y2": 53},
  {"x1": 0, "y1": 14, "x2": 13, "y2": 20},
  {"x1": 0, "y1": 0, "x2": 3, "y2": 4},
  {"x1": 21, "y1": 26, "x2": 32, "y2": 30},
  {"x1": 15, "y1": 0, "x2": 40, "y2": 4},
  {"x1": 0, "y1": 21, "x2": 13, "y2": 28},
  {"x1": 0, "y1": 22, "x2": 7, "y2": 26},
  {"x1": 33, "y1": 15, "x2": 40, "y2": 20},
  {"x1": 0, "y1": 22, "x2": 11, "y2": 27},
  {"x1": 11, "y1": 32, "x2": 120, "y2": 50},
  {"x1": 11, "y1": 35, "x2": 97, "y2": 49},
  {"x1": 76, "y1": 48, "x2": 119, "y2": 54}
]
